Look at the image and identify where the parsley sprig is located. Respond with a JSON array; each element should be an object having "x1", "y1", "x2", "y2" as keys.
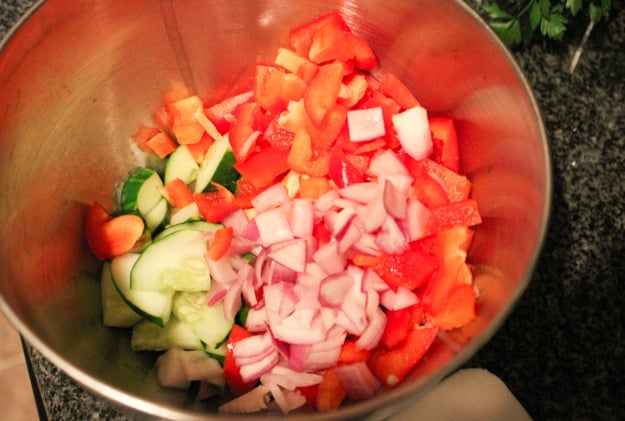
[{"x1": 482, "y1": 0, "x2": 612, "y2": 47}]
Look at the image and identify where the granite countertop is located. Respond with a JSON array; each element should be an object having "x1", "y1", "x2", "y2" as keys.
[{"x1": 2, "y1": 1, "x2": 624, "y2": 420}]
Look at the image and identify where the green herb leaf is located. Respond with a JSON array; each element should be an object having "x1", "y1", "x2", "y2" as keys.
[{"x1": 566, "y1": 0, "x2": 583, "y2": 15}]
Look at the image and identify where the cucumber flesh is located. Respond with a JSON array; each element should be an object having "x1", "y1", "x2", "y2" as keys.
[
  {"x1": 130, "y1": 229, "x2": 211, "y2": 292},
  {"x1": 121, "y1": 167, "x2": 165, "y2": 216},
  {"x1": 154, "y1": 220, "x2": 219, "y2": 242},
  {"x1": 165, "y1": 145, "x2": 199, "y2": 185},
  {"x1": 131, "y1": 316, "x2": 202, "y2": 352},
  {"x1": 194, "y1": 135, "x2": 239, "y2": 193},
  {"x1": 144, "y1": 197, "x2": 169, "y2": 232},
  {"x1": 168, "y1": 201, "x2": 201, "y2": 226},
  {"x1": 100, "y1": 261, "x2": 142, "y2": 328},
  {"x1": 111, "y1": 253, "x2": 173, "y2": 327},
  {"x1": 172, "y1": 289, "x2": 234, "y2": 351}
]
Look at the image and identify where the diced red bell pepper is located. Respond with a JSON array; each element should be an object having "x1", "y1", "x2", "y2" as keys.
[
  {"x1": 351, "y1": 138, "x2": 386, "y2": 155},
  {"x1": 421, "y1": 252, "x2": 468, "y2": 317},
  {"x1": 229, "y1": 102, "x2": 262, "y2": 162},
  {"x1": 207, "y1": 226, "x2": 234, "y2": 261},
  {"x1": 338, "y1": 340, "x2": 371, "y2": 364},
  {"x1": 274, "y1": 47, "x2": 319, "y2": 83},
  {"x1": 312, "y1": 220, "x2": 333, "y2": 248},
  {"x1": 145, "y1": 131, "x2": 177, "y2": 159},
  {"x1": 308, "y1": 19, "x2": 353, "y2": 64},
  {"x1": 378, "y1": 72, "x2": 419, "y2": 110},
  {"x1": 185, "y1": 132, "x2": 214, "y2": 163},
  {"x1": 85, "y1": 201, "x2": 145, "y2": 260},
  {"x1": 161, "y1": 178, "x2": 195, "y2": 208},
  {"x1": 349, "y1": 33, "x2": 377, "y2": 71},
  {"x1": 234, "y1": 177, "x2": 268, "y2": 209},
  {"x1": 304, "y1": 62, "x2": 345, "y2": 126},
  {"x1": 328, "y1": 146, "x2": 366, "y2": 188},
  {"x1": 194, "y1": 182, "x2": 238, "y2": 223},
  {"x1": 339, "y1": 72, "x2": 369, "y2": 108},
  {"x1": 255, "y1": 65, "x2": 307, "y2": 113},
  {"x1": 427, "y1": 283, "x2": 476, "y2": 330},
  {"x1": 167, "y1": 95, "x2": 206, "y2": 145},
  {"x1": 287, "y1": 129, "x2": 330, "y2": 177},
  {"x1": 315, "y1": 368, "x2": 347, "y2": 412},
  {"x1": 298, "y1": 176, "x2": 332, "y2": 199},
  {"x1": 381, "y1": 304, "x2": 425, "y2": 349},
  {"x1": 372, "y1": 246, "x2": 439, "y2": 291},
  {"x1": 131, "y1": 124, "x2": 160, "y2": 153},
  {"x1": 263, "y1": 119, "x2": 295, "y2": 151},
  {"x1": 234, "y1": 146, "x2": 290, "y2": 188},
  {"x1": 429, "y1": 117, "x2": 460, "y2": 173},
  {"x1": 368, "y1": 325, "x2": 438, "y2": 387},
  {"x1": 426, "y1": 199, "x2": 482, "y2": 234},
  {"x1": 223, "y1": 325, "x2": 257, "y2": 397},
  {"x1": 205, "y1": 90, "x2": 254, "y2": 134},
  {"x1": 312, "y1": 103, "x2": 349, "y2": 150},
  {"x1": 407, "y1": 158, "x2": 472, "y2": 202},
  {"x1": 410, "y1": 165, "x2": 450, "y2": 209},
  {"x1": 288, "y1": 11, "x2": 351, "y2": 58}
]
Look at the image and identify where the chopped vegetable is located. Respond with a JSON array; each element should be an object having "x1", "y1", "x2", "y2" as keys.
[{"x1": 85, "y1": 10, "x2": 483, "y2": 415}]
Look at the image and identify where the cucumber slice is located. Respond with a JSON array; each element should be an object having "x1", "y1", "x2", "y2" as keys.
[
  {"x1": 111, "y1": 253, "x2": 174, "y2": 327},
  {"x1": 100, "y1": 261, "x2": 142, "y2": 328},
  {"x1": 169, "y1": 201, "x2": 201, "y2": 226},
  {"x1": 172, "y1": 289, "x2": 234, "y2": 351},
  {"x1": 121, "y1": 167, "x2": 165, "y2": 214},
  {"x1": 154, "y1": 220, "x2": 219, "y2": 242},
  {"x1": 144, "y1": 197, "x2": 169, "y2": 232},
  {"x1": 131, "y1": 316, "x2": 203, "y2": 351},
  {"x1": 164, "y1": 145, "x2": 199, "y2": 185},
  {"x1": 203, "y1": 342, "x2": 227, "y2": 366},
  {"x1": 130, "y1": 229, "x2": 211, "y2": 292},
  {"x1": 194, "y1": 135, "x2": 239, "y2": 193}
]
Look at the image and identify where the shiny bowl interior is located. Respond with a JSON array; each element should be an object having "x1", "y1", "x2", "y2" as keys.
[{"x1": 0, "y1": 0, "x2": 550, "y2": 419}]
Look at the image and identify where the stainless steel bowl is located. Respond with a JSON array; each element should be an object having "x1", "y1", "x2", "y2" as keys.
[{"x1": 0, "y1": 0, "x2": 550, "y2": 419}]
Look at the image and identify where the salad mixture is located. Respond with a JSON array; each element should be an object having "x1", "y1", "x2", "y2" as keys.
[{"x1": 86, "y1": 11, "x2": 482, "y2": 415}]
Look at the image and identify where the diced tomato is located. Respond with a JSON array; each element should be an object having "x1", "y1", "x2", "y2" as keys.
[
  {"x1": 234, "y1": 146, "x2": 290, "y2": 188},
  {"x1": 427, "y1": 283, "x2": 476, "y2": 330},
  {"x1": 145, "y1": 131, "x2": 177, "y2": 159},
  {"x1": 161, "y1": 178, "x2": 194, "y2": 208},
  {"x1": 429, "y1": 117, "x2": 460, "y2": 172},
  {"x1": 194, "y1": 183, "x2": 238, "y2": 223},
  {"x1": 426, "y1": 199, "x2": 482, "y2": 234},
  {"x1": 85, "y1": 201, "x2": 145, "y2": 260},
  {"x1": 328, "y1": 146, "x2": 366, "y2": 188},
  {"x1": 369, "y1": 326, "x2": 438, "y2": 387},
  {"x1": 299, "y1": 176, "x2": 332, "y2": 199},
  {"x1": 338, "y1": 340, "x2": 371, "y2": 364},
  {"x1": 378, "y1": 72, "x2": 419, "y2": 110},
  {"x1": 315, "y1": 368, "x2": 346, "y2": 412},
  {"x1": 304, "y1": 62, "x2": 344, "y2": 126},
  {"x1": 207, "y1": 226, "x2": 234, "y2": 261},
  {"x1": 372, "y1": 247, "x2": 439, "y2": 291},
  {"x1": 223, "y1": 325, "x2": 257, "y2": 397},
  {"x1": 288, "y1": 11, "x2": 351, "y2": 58}
]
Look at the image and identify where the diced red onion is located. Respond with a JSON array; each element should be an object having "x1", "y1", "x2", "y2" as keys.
[
  {"x1": 375, "y1": 216, "x2": 409, "y2": 255},
  {"x1": 239, "y1": 219, "x2": 260, "y2": 242},
  {"x1": 205, "y1": 254, "x2": 239, "y2": 285},
  {"x1": 368, "y1": 149, "x2": 409, "y2": 177},
  {"x1": 347, "y1": 106, "x2": 386, "y2": 142},
  {"x1": 223, "y1": 279, "x2": 242, "y2": 321},
  {"x1": 254, "y1": 207, "x2": 294, "y2": 245},
  {"x1": 288, "y1": 343, "x2": 308, "y2": 372},
  {"x1": 383, "y1": 179, "x2": 407, "y2": 219},
  {"x1": 268, "y1": 238, "x2": 307, "y2": 273},
  {"x1": 338, "y1": 182, "x2": 379, "y2": 203},
  {"x1": 392, "y1": 105, "x2": 432, "y2": 161},
  {"x1": 351, "y1": 232, "x2": 382, "y2": 256},
  {"x1": 319, "y1": 272, "x2": 354, "y2": 307},
  {"x1": 218, "y1": 385, "x2": 271, "y2": 414},
  {"x1": 333, "y1": 361, "x2": 381, "y2": 400},
  {"x1": 405, "y1": 198, "x2": 432, "y2": 241},
  {"x1": 336, "y1": 220, "x2": 362, "y2": 254},
  {"x1": 252, "y1": 182, "x2": 289, "y2": 212},
  {"x1": 313, "y1": 190, "x2": 339, "y2": 215},
  {"x1": 362, "y1": 268, "x2": 390, "y2": 292},
  {"x1": 239, "y1": 348, "x2": 280, "y2": 383},
  {"x1": 289, "y1": 198, "x2": 314, "y2": 238},
  {"x1": 234, "y1": 332, "x2": 275, "y2": 365},
  {"x1": 245, "y1": 305, "x2": 268, "y2": 332},
  {"x1": 222, "y1": 208, "x2": 249, "y2": 236},
  {"x1": 355, "y1": 307, "x2": 386, "y2": 350},
  {"x1": 207, "y1": 288, "x2": 227, "y2": 306},
  {"x1": 313, "y1": 241, "x2": 347, "y2": 275},
  {"x1": 358, "y1": 189, "x2": 387, "y2": 233},
  {"x1": 263, "y1": 365, "x2": 323, "y2": 390},
  {"x1": 380, "y1": 286, "x2": 420, "y2": 310},
  {"x1": 330, "y1": 207, "x2": 357, "y2": 238}
]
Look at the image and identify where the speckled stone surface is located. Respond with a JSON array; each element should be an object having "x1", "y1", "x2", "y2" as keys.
[{"x1": 2, "y1": 1, "x2": 624, "y2": 420}]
